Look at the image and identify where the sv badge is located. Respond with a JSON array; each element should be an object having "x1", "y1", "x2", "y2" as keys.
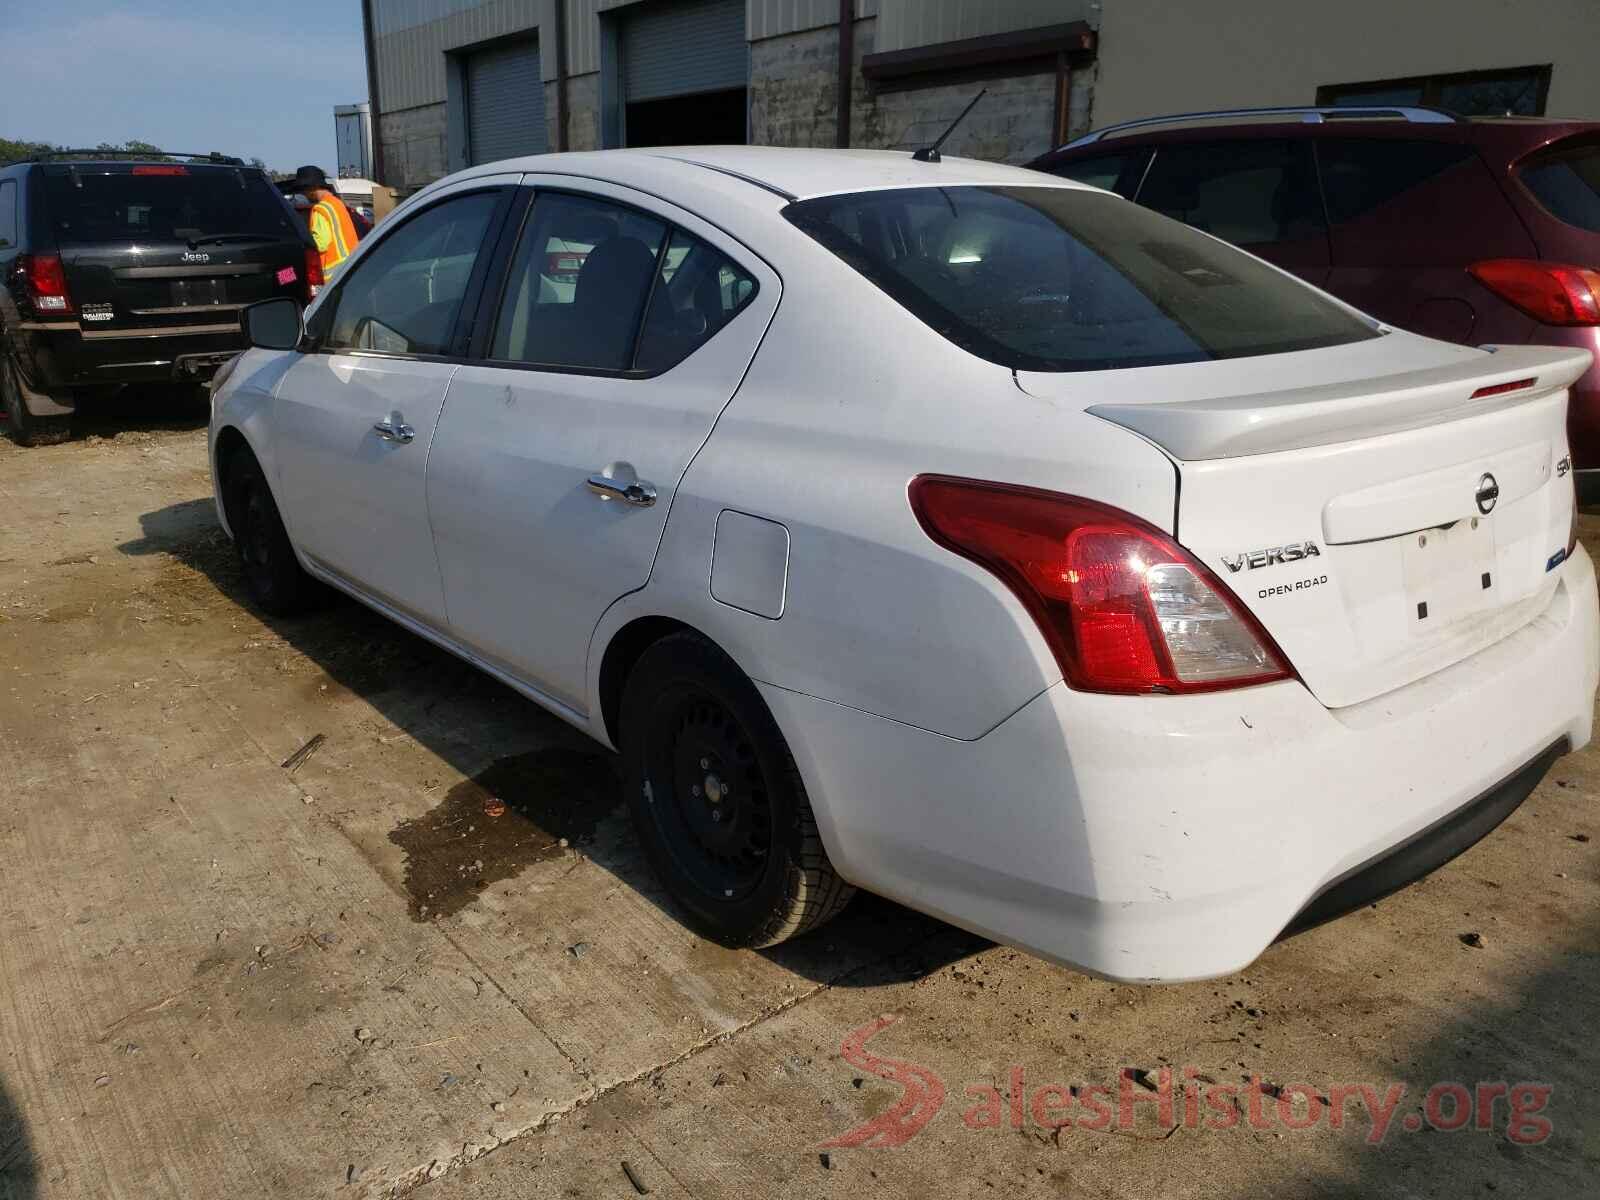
[{"x1": 1221, "y1": 541, "x2": 1321, "y2": 573}]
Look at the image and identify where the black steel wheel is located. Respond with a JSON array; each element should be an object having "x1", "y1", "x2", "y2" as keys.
[
  {"x1": 622, "y1": 632, "x2": 854, "y2": 947},
  {"x1": 223, "y1": 447, "x2": 323, "y2": 616}
]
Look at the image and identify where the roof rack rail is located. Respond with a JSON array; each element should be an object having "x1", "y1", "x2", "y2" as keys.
[
  {"x1": 22, "y1": 149, "x2": 248, "y2": 166},
  {"x1": 1058, "y1": 105, "x2": 1463, "y2": 150}
]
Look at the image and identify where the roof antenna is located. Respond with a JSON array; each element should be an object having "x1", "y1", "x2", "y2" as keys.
[{"x1": 913, "y1": 88, "x2": 987, "y2": 163}]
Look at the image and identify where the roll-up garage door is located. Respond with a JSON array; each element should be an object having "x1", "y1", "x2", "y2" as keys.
[
  {"x1": 621, "y1": 0, "x2": 746, "y2": 102},
  {"x1": 467, "y1": 40, "x2": 547, "y2": 166}
]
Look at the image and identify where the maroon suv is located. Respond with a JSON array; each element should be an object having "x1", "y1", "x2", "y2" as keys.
[{"x1": 1028, "y1": 107, "x2": 1600, "y2": 490}]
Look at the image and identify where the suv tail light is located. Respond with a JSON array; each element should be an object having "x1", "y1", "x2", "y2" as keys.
[
  {"x1": 304, "y1": 248, "x2": 325, "y2": 303},
  {"x1": 1468, "y1": 259, "x2": 1600, "y2": 326},
  {"x1": 910, "y1": 476, "x2": 1294, "y2": 695},
  {"x1": 19, "y1": 254, "x2": 74, "y2": 315}
]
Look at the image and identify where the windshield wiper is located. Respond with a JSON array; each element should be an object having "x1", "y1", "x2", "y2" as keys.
[{"x1": 188, "y1": 233, "x2": 277, "y2": 247}]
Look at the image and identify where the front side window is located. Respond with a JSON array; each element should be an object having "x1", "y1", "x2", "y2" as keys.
[
  {"x1": 325, "y1": 190, "x2": 499, "y2": 356},
  {"x1": 1136, "y1": 140, "x2": 1324, "y2": 248},
  {"x1": 785, "y1": 185, "x2": 1377, "y2": 373},
  {"x1": 492, "y1": 192, "x2": 668, "y2": 370}
]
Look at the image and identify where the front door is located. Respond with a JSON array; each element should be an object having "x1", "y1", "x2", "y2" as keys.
[
  {"x1": 427, "y1": 181, "x2": 778, "y2": 712},
  {"x1": 273, "y1": 181, "x2": 511, "y2": 626}
]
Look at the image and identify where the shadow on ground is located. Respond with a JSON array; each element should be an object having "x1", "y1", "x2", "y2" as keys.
[
  {"x1": 0, "y1": 1076, "x2": 37, "y2": 1200},
  {"x1": 46, "y1": 384, "x2": 210, "y2": 444},
  {"x1": 1310, "y1": 943, "x2": 1600, "y2": 1196},
  {"x1": 121, "y1": 498, "x2": 983, "y2": 987}
]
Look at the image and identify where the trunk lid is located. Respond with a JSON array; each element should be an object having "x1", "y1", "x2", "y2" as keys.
[
  {"x1": 42, "y1": 163, "x2": 310, "y2": 333},
  {"x1": 1019, "y1": 336, "x2": 1592, "y2": 708}
]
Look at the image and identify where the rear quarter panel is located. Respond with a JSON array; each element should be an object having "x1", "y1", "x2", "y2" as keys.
[{"x1": 589, "y1": 242, "x2": 1179, "y2": 743}]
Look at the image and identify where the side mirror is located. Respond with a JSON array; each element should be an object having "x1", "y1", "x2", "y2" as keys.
[{"x1": 241, "y1": 297, "x2": 303, "y2": 350}]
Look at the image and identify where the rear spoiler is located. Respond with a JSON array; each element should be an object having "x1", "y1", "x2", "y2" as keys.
[{"x1": 1085, "y1": 345, "x2": 1593, "y2": 461}]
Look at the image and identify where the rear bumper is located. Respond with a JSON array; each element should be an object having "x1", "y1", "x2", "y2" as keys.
[
  {"x1": 765, "y1": 545, "x2": 1599, "y2": 983},
  {"x1": 17, "y1": 321, "x2": 246, "y2": 391}
]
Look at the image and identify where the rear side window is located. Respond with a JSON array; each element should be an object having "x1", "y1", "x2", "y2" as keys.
[
  {"x1": 1045, "y1": 149, "x2": 1150, "y2": 198},
  {"x1": 1518, "y1": 140, "x2": 1600, "y2": 234},
  {"x1": 635, "y1": 229, "x2": 758, "y2": 373},
  {"x1": 1317, "y1": 140, "x2": 1476, "y2": 225},
  {"x1": 785, "y1": 186, "x2": 1377, "y2": 373},
  {"x1": 0, "y1": 179, "x2": 16, "y2": 249},
  {"x1": 42, "y1": 167, "x2": 295, "y2": 245},
  {"x1": 1135, "y1": 140, "x2": 1324, "y2": 247}
]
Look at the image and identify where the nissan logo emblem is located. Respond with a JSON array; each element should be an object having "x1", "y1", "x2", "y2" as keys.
[{"x1": 1475, "y1": 473, "x2": 1500, "y2": 516}]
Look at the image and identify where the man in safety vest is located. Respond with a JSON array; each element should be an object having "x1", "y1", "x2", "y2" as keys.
[{"x1": 293, "y1": 165, "x2": 360, "y2": 280}]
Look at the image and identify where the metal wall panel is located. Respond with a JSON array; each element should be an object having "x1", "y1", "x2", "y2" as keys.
[
  {"x1": 467, "y1": 40, "x2": 548, "y2": 162},
  {"x1": 374, "y1": 0, "x2": 545, "y2": 110},
  {"x1": 621, "y1": 0, "x2": 746, "y2": 102},
  {"x1": 745, "y1": 0, "x2": 876, "y2": 41},
  {"x1": 874, "y1": 0, "x2": 1078, "y2": 54}
]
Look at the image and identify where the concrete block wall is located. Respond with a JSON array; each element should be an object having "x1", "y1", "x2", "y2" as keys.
[
  {"x1": 750, "y1": 18, "x2": 1089, "y2": 166},
  {"x1": 377, "y1": 103, "x2": 450, "y2": 195}
]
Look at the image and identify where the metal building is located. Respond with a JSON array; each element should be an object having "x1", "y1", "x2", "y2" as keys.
[{"x1": 361, "y1": 0, "x2": 1096, "y2": 194}]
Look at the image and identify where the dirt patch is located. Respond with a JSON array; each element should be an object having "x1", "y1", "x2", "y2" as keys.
[{"x1": 389, "y1": 747, "x2": 622, "y2": 920}]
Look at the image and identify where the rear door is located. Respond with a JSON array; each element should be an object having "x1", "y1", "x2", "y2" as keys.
[
  {"x1": 41, "y1": 163, "x2": 310, "y2": 335},
  {"x1": 426, "y1": 179, "x2": 778, "y2": 712},
  {"x1": 1135, "y1": 139, "x2": 1331, "y2": 285},
  {"x1": 272, "y1": 178, "x2": 515, "y2": 627},
  {"x1": 1317, "y1": 137, "x2": 1536, "y2": 341}
]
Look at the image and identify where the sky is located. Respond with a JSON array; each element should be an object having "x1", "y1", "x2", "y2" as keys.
[{"x1": 9, "y1": 2, "x2": 368, "y2": 175}]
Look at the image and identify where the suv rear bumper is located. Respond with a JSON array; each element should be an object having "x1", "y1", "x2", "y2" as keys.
[{"x1": 17, "y1": 320, "x2": 247, "y2": 394}]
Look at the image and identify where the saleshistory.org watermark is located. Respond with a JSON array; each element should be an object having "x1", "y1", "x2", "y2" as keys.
[{"x1": 822, "y1": 1016, "x2": 1554, "y2": 1150}]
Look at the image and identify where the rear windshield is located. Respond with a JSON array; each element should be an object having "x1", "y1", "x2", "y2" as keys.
[
  {"x1": 43, "y1": 166, "x2": 297, "y2": 246},
  {"x1": 784, "y1": 186, "x2": 1379, "y2": 372},
  {"x1": 1518, "y1": 141, "x2": 1600, "y2": 235}
]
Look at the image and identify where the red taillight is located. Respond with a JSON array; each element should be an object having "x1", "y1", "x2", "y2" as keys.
[
  {"x1": 544, "y1": 250, "x2": 586, "y2": 280},
  {"x1": 303, "y1": 247, "x2": 325, "y2": 303},
  {"x1": 19, "y1": 254, "x2": 73, "y2": 315},
  {"x1": 1468, "y1": 259, "x2": 1600, "y2": 326},
  {"x1": 909, "y1": 475, "x2": 1294, "y2": 695},
  {"x1": 131, "y1": 164, "x2": 188, "y2": 176}
]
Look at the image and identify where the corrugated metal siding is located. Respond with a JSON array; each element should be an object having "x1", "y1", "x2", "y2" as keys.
[
  {"x1": 746, "y1": 0, "x2": 876, "y2": 41},
  {"x1": 468, "y1": 40, "x2": 548, "y2": 162},
  {"x1": 621, "y1": 0, "x2": 746, "y2": 101},
  {"x1": 874, "y1": 0, "x2": 1079, "y2": 54},
  {"x1": 374, "y1": 0, "x2": 544, "y2": 111}
]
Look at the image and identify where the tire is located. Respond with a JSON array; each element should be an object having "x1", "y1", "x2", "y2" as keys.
[
  {"x1": 621, "y1": 632, "x2": 855, "y2": 947},
  {"x1": 2, "y1": 356, "x2": 72, "y2": 446},
  {"x1": 222, "y1": 447, "x2": 323, "y2": 617}
]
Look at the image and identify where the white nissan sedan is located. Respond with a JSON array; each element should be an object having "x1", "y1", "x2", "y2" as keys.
[{"x1": 209, "y1": 148, "x2": 1598, "y2": 983}]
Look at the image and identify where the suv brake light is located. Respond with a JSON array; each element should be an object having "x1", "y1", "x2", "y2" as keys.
[
  {"x1": 910, "y1": 475, "x2": 1294, "y2": 695},
  {"x1": 1468, "y1": 259, "x2": 1600, "y2": 326},
  {"x1": 304, "y1": 248, "x2": 325, "y2": 302},
  {"x1": 19, "y1": 254, "x2": 74, "y2": 315}
]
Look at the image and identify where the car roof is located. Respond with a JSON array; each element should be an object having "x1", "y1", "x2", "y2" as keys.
[
  {"x1": 1033, "y1": 112, "x2": 1599, "y2": 167},
  {"x1": 440, "y1": 146, "x2": 1081, "y2": 203}
]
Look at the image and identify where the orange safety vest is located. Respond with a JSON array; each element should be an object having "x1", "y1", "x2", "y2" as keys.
[{"x1": 307, "y1": 188, "x2": 360, "y2": 275}]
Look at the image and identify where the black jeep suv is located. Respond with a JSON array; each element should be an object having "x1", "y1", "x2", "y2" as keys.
[{"x1": 0, "y1": 151, "x2": 319, "y2": 445}]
